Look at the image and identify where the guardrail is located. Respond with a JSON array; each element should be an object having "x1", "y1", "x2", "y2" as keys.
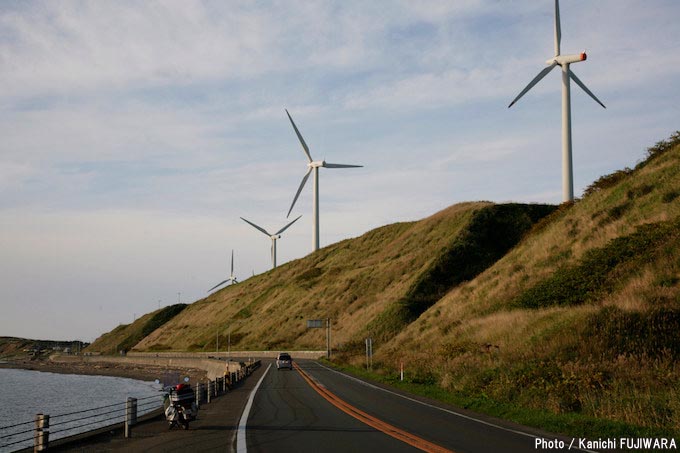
[
  {"x1": 0, "y1": 360, "x2": 261, "y2": 452},
  {"x1": 0, "y1": 394, "x2": 161, "y2": 452}
]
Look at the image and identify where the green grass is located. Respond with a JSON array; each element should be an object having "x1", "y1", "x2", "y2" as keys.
[
  {"x1": 118, "y1": 304, "x2": 187, "y2": 351},
  {"x1": 322, "y1": 359, "x2": 678, "y2": 440},
  {"x1": 368, "y1": 203, "x2": 556, "y2": 340},
  {"x1": 585, "y1": 306, "x2": 680, "y2": 359},
  {"x1": 513, "y1": 219, "x2": 679, "y2": 309}
]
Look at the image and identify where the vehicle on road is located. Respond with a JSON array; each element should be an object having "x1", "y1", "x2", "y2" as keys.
[
  {"x1": 276, "y1": 352, "x2": 293, "y2": 370},
  {"x1": 163, "y1": 383, "x2": 198, "y2": 429}
]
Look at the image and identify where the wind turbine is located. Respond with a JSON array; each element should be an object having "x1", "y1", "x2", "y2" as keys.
[
  {"x1": 208, "y1": 249, "x2": 238, "y2": 292},
  {"x1": 285, "y1": 109, "x2": 362, "y2": 251},
  {"x1": 508, "y1": 0, "x2": 605, "y2": 202},
  {"x1": 240, "y1": 215, "x2": 302, "y2": 268}
]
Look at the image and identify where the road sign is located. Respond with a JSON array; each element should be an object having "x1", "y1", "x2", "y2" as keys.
[{"x1": 307, "y1": 319, "x2": 324, "y2": 328}]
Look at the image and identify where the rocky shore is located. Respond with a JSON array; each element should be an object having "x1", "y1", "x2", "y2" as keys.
[{"x1": 0, "y1": 356, "x2": 208, "y2": 384}]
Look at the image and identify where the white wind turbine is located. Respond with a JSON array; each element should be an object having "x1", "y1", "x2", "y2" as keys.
[
  {"x1": 509, "y1": 0, "x2": 605, "y2": 202},
  {"x1": 207, "y1": 249, "x2": 238, "y2": 292},
  {"x1": 285, "y1": 109, "x2": 362, "y2": 251},
  {"x1": 240, "y1": 215, "x2": 302, "y2": 268}
]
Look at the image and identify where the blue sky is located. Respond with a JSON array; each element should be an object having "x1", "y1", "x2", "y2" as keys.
[{"x1": 1, "y1": 0, "x2": 679, "y2": 341}]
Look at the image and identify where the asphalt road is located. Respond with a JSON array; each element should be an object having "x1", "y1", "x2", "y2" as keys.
[{"x1": 244, "y1": 360, "x2": 593, "y2": 453}]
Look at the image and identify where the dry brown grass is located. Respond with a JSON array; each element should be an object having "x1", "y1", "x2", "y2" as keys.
[
  {"x1": 90, "y1": 135, "x2": 680, "y2": 433},
  {"x1": 130, "y1": 202, "x2": 492, "y2": 352},
  {"x1": 374, "y1": 139, "x2": 680, "y2": 433}
]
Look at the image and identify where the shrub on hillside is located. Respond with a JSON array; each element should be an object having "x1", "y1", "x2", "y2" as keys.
[
  {"x1": 513, "y1": 219, "x2": 678, "y2": 309},
  {"x1": 405, "y1": 204, "x2": 556, "y2": 316},
  {"x1": 583, "y1": 168, "x2": 633, "y2": 197},
  {"x1": 583, "y1": 130, "x2": 680, "y2": 197},
  {"x1": 584, "y1": 306, "x2": 680, "y2": 359},
  {"x1": 117, "y1": 304, "x2": 187, "y2": 352}
]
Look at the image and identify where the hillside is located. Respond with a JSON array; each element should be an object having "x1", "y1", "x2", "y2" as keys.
[
  {"x1": 378, "y1": 132, "x2": 680, "y2": 434},
  {"x1": 88, "y1": 131, "x2": 680, "y2": 436},
  {"x1": 0, "y1": 337, "x2": 88, "y2": 358},
  {"x1": 87, "y1": 304, "x2": 187, "y2": 353},
  {"x1": 89, "y1": 202, "x2": 555, "y2": 353}
]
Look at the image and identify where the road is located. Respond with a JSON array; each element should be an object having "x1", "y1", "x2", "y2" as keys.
[{"x1": 243, "y1": 360, "x2": 593, "y2": 453}]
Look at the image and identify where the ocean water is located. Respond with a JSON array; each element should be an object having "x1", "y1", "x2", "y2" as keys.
[{"x1": 0, "y1": 368, "x2": 163, "y2": 452}]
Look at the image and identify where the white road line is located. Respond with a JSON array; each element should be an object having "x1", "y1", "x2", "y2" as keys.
[
  {"x1": 313, "y1": 362, "x2": 597, "y2": 453},
  {"x1": 236, "y1": 364, "x2": 271, "y2": 453}
]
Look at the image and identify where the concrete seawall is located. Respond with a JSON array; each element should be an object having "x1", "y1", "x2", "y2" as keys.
[{"x1": 53, "y1": 350, "x2": 325, "y2": 380}]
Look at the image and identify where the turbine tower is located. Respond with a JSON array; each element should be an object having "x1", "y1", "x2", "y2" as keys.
[
  {"x1": 208, "y1": 249, "x2": 238, "y2": 292},
  {"x1": 240, "y1": 216, "x2": 302, "y2": 268},
  {"x1": 509, "y1": 0, "x2": 605, "y2": 202},
  {"x1": 285, "y1": 109, "x2": 362, "y2": 251}
]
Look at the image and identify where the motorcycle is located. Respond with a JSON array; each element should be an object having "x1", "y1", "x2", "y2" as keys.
[{"x1": 163, "y1": 383, "x2": 198, "y2": 430}]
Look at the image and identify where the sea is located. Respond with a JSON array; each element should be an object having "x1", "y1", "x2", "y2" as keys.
[{"x1": 0, "y1": 368, "x2": 163, "y2": 452}]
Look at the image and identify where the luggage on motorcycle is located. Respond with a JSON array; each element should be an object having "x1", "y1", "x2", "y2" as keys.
[{"x1": 170, "y1": 383, "x2": 196, "y2": 406}]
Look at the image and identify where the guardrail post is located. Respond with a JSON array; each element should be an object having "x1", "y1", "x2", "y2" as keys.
[
  {"x1": 34, "y1": 413, "x2": 49, "y2": 452},
  {"x1": 125, "y1": 397, "x2": 137, "y2": 438}
]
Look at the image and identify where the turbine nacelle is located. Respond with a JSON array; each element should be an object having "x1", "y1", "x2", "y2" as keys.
[
  {"x1": 241, "y1": 215, "x2": 301, "y2": 268},
  {"x1": 548, "y1": 52, "x2": 586, "y2": 66},
  {"x1": 509, "y1": 0, "x2": 605, "y2": 203},
  {"x1": 308, "y1": 160, "x2": 326, "y2": 169}
]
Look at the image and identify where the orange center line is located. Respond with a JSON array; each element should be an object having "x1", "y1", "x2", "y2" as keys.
[{"x1": 294, "y1": 363, "x2": 454, "y2": 453}]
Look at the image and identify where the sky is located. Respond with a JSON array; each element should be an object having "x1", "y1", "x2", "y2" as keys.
[{"x1": 1, "y1": 1, "x2": 679, "y2": 342}]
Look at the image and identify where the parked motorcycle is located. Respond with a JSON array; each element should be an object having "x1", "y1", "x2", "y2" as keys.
[{"x1": 163, "y1": 383, "x2": 198, "y2": 430}]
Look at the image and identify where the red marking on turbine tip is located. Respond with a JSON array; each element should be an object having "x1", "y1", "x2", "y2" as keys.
[{"x1": 580, "y1": 52, "x2": 587, "y2": 61}]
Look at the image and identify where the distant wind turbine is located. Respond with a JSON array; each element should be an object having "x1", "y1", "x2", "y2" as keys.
[
  {"x1": 285, "y1": 109, "x2": 362, "y2": 251},
  {"x1": 208, "y1": 249, "x2": 238, "y2": 292},
  {"x1": 508, "y1": 0, "x2": 605, "y2": 202},
  {"x1": 240, "y1": 216, "x2": 302, "y2": 268}
]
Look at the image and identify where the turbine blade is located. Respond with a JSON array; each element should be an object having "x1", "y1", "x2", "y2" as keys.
[
  {"x1": 275, "y1": 215, "x2": 302, "y2": 236},
  {"x1": 570, "y1": 71, "x2": 606, "y2": 109},
  {"x1": 231, "y1": 249, "x2": 234, "y2": 275},
  {"x1": 324, "y1": 163, "x2": 363, "y2": 168},
  {"x1": 508, "y1": 63, "x2": 557, "y2": 108},
  {"x1": 285, "y1": 109, "x2": 313, "y2": 163},
  {"x1": 240, "y1": 217, "x2": 272, "y2": 236},
  {"x1": 287, "y1": 167, "x2": 312, "y2": 217},
  {"x1": 554, "y1": 0, "x2": 561, "y2": 56},
  {"x1": 208, "y1": 279, "x2": 229, "y2": 292}
]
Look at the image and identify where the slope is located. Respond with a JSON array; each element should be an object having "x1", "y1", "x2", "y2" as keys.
[
  {"x1": 378, "y1": 131, "x2": 680, "y2": 433},
  {"x1": 130, "y1": 202, "x2": 554, "y2": 353},
  {"x1": 87, "y1": 304, "x2": 187, "y2": 353}
]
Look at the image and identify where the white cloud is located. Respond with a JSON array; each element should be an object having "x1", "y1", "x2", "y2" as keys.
[{"x1": 1, "y1": 0, "x2": 679, "y2": 341}]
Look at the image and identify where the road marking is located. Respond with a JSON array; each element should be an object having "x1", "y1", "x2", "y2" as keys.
[
  {"x1": 314, "y1": 362, "x2": 597, "y2": 453},
  {"x1": 236, "y1": 363, "x2": 271, "y2": 453},
  {"x1": 295, "y1": 362, "x2": 453, "y2": 453}
]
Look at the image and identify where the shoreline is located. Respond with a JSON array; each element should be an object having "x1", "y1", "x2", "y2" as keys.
[{"x1": 0, "y1": 357, "x2": 208, "y2": 384}]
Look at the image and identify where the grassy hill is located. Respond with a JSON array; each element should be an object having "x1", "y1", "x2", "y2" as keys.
[
  {"x1": 90, "y1": 201, "x2": 554, "y2": 354},
  {"x1": 88, "y1": 130, "x2": 680, "y2": 436},
  {"x1": 376, "y1": 132, "x2": 680, "y2": 435},
  {"x1": 0, "y1": 337, "x2": 88, "y2": 358},
  {"x1": 87, "y1": 304, "x2": 187, "y2": 353}
]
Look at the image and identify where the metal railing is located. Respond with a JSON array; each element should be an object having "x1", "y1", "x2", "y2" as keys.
[
  {"x1": 0, "y1": 360, "x2": 261, "y2": 452},
  {"x1": 0, "y1": 394, "x2": 161, "y2": 452}
]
